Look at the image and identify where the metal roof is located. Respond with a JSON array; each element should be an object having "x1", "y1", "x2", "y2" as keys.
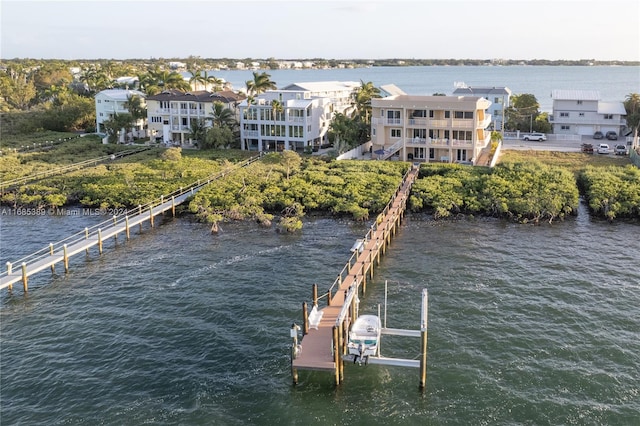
[
  {"x1": 551, "y1": 89, "x2": 600, "y2": 100},
  {"x1": 597, "y1": 101, "x2": 627, "y2": 115}
]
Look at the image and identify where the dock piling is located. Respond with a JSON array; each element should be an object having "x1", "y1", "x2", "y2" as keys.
[
  {"x1": 85, "y1": 227, "x2": 89, "y2": 254},
  {"x1": 302, "y1": 302, "x2": 309, "y2": 335},
  {"x1": 98, "y1": 229, "x2": 103, "y2": 254},
  {"x1": 63, "y1": 244, "x2": 69, "y2": 272},
  {"x1": 49, "y1": 243, "x2": 55, "y2": 273},
  {"x1": 21, "y1": 262, "x2": 27, "y2": 292}
]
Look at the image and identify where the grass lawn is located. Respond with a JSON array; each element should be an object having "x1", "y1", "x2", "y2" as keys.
[{"x1": 498, "y1": 150, "x2": 631, "y2": 176}]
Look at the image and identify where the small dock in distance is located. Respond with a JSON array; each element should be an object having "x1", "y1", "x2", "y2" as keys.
[{"x1": 291, "y1": 165, "x2": 422, "y2": 385}]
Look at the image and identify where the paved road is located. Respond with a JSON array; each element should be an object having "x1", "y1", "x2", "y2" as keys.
[{"x1": 502, "y1": 136, "x2": 629, "y2": 153}]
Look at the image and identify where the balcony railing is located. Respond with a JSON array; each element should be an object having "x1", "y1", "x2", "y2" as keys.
[
  {"x1": 374, "y1": 116, "x2": 492, "y2": 129},
  {"x1": 549, "y1": 115, "x2": 626, "y2": 126}
]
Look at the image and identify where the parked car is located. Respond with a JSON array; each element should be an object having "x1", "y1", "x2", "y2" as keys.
[
  {"x1": 597, "y1": 143, "x2": 610, "y2": 154},
  {"x1": 606, "y1": 131, "x2": 618, "y2": 140},
  {"x1": 581, "y1": 143, "x2": 594, "y2": 154},
  {"x1": 593, "y1": 131, "x2": 604, "y2": 139},
  {"x1": 522, "y1": 133, "x2": 547, "y2": 141},
  {"x1": 614, "y1": 144, "x2": 627, "y2": 155}
]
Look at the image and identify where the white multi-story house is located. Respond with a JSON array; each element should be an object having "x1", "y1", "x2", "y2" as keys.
[
  {"x1": 280, "y1": 81, "x2": 360, "y2": 116},
  {"x1": 95, "y1": 89, "x2": 146, "y2": 135},
  {"x1": 370, "y1": 95, "x2": 492, "y2": 164},
  {"x1": 550, "y1": 90, "x2": 626, "y2": 136},
  {"x1": 145, "y1": 90, "x2": 244, "y2": 144},
  {"x1": 452, "y1": 84, "x2": 511, "y2": 132},
  {"x1": 239, "y1": 90, "x2": 333, "y2": 152},
  {"x1": 238, "y1": 81, "x2": 361, "y2": 152}
]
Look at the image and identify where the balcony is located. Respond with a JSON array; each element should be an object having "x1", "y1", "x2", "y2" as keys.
[{"x1": 549, "y1": 115, "x2": 626, "y2": 126}]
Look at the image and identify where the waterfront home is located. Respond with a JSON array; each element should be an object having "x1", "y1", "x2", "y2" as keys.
[
  {"x1": 239, "y1": 81, "x2": 361, "y2": 152},
  {"x1": 550, "y1": 90, "x2": 626, "y2": 137},
  {"x1": 238, "y1": 89, "x2": 332, "y2": 152},
  {"x1": 95, "y1": 89, "x2": 146, "y2": 139},
  {"x1": 452, "y1": 83, "x2": 511, "y2": 132},
  {"x1": 370, "y1": 95, "x2": 492, "y2": 164},
  {"x1": 145, "y1": 89, "x2": 245, "y2": 145}
]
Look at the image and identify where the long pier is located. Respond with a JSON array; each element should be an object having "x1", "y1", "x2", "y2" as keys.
[
  {"x1": 290, "y1": 164, "x2": 420, "y2": 386},
  {"x1": 0, "y1": 156, "x2": 261, "y2": 293}
]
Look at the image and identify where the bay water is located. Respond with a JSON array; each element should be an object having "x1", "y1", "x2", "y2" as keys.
[
  {"x1": 2, "y1": 65, "x2": 640, "y2": 424},
  {"x1": 208, "y1": 65, "x2": 640, "y2": 112},
  {"x1": 1, "y1": 202, "x2": 639, "y2": 425}
]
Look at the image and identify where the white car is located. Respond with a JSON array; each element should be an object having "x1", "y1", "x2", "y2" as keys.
[
  {"x1": 522, "y1": 133, "x2": 547, "y2": 141},
  {"x1": 597, "y1": 143, "x2": 610, "y2": 154}
]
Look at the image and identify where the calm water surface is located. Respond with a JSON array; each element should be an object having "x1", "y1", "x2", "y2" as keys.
[{"x1": 1, "y1": 203, "x2": 639, "y2": 425}]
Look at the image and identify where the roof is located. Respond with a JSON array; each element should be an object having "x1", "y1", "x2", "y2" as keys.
[
  {"x1": 597, "y1": 101, "x2": 627, "y2": 115},
  {"x1": 146, "y1": 90, "x2": 243, "y2": 103},
  {"x1": 281, "y1": 81, "x2": 360, "y2": 92},
  {"x1": 96, "y1": 89, "x2": 145, "y2": 100},
  {"x1": 380, "y1": 84, "x2": 407, "y2": 96},
  {"x1": 373, "y1": 95, "x2": 491, "y2": 109},
  {"x1": 209, "y1": 90, "x2": 246, "y2": 103},
  {"x1": 551, "y1": 89, "x2": 600, "y2": 100},
  {"x1": 452, "y1": 86, "x2": 512, "y2": 96}
]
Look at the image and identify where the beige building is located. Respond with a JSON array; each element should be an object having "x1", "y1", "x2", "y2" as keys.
[{"x1": 371, "y1": 95, "x2": 492, "y2": 164}]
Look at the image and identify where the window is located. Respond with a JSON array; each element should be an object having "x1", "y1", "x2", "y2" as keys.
[
  {"x1": 412, "y1": 110, "x2": 427, "y2": 118},
  {"x1": 97, "y1": 99, "x2": 102, "y2": 103},
  {"x1": 386, "y1": 110, "x2": 401, "y2": 124},
  {"x1": 445, "y1": 111, "x2": 451, "y2": 118},
  {"x1": 151, "y1": 116, "x2": 162, "y2": 123},
  {"x1": 560, "y1": 112, "x2": 569, "y2": 117},
  {"x1": 577, "y1": 100, "x2": 583, "y2": 105},
  {"x1": 372, "y1": 128, "x2": 376, "y2": 136},
  {"x1": 181, "y1": 118, "x2": 188, "y2": 126},
  {"x1": 604, "y1": 114, "x2": 613, "y2": 120},
  {"x1": 429, "y1": 110, "x2": 434, "y2": 118},
  {"x1": 454, "y1": 111, "x2": 472, "y2": 119},
  {"x1": 579, "y1": 112, "x2": 585, "y2": 117},
  {"x1": 561, "y1": 125, "x2": 570, "y2": 130},
  {"x1": 391, "y1": 128, "x2": 402, "y2": 138},
  {"x1": 429, "y1": 148, "x2": 435, "y2": 159},
  {"x1": 413, "y1": 147, "x2": 425, "y2": 159}
]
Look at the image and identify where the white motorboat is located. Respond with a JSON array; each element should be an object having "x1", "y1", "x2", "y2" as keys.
[{"x1": 347, "y1": 314, "x2": 381, "y2": 364}]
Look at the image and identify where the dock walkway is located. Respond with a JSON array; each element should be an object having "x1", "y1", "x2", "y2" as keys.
[
  {"x1": 292, "y1": 166, "x2": 418, "y2": 375},
  {"x1": 1, "y1": 156, "x2": 261, "y2": 292}
]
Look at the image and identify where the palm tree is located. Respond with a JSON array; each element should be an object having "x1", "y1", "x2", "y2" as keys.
[
  {"x1": 124, "y1": 94, "x2": 147, "y2": 140},
  {"x1": 271, "y1": 99, "x2": 284, "y2": 151},
  {"x1": 210, "y1": 101, "x2": 236, "y2": 129},
  {"x1": 351, "y1": 80, "x2": 381, "y2": 123},
  {"x1": 624, "y1": 93, "x2": 640, "y2": 145},
  {"x1": 245, "y1": 71, "x2": 277, "y2": 96},
  {"x1": 188, "y1": 69, "x2": 206, "y2": 91},
  {"x1": 205, "y1": 72, "x2": 225, "y2": 92}
]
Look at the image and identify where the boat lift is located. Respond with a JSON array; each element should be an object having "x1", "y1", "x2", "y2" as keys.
[{"x1": 337, "y1": 281, "x2": 429, "y2": 388}]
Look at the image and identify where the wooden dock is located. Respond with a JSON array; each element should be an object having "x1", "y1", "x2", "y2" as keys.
[
  {"x1": 1, "y1": 156, "x2": 260, "y2": 293},
  {"x1": 291, "y1": 165, "x2": 419, "y2": 382}
]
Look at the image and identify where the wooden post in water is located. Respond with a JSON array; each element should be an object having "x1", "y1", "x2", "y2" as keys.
[
  {"x1": 312, "y1": 284, "x2": 318, "y2": 307},
  {"x1": 149, "y1": 205, "x2": 154, "y2": 228},
  {"x1": 419, "y1": 290, "x2": 428, "y2": 391},
  {"x1": 290, "y1": 323, "x2": 299, "y2": 385},
  {"x1": 138, "y1": 205, "x2": 143, "y2": 233},
  {"x1": 125, "y1": 216, "x2": 130, "y2": 240},
  {"x1": 332, "y1": 326, "x2": 340, "y2": 386},
  {"x1": 50, "y1": 243, "x2": 55, "y2": 273},
  {"x1": 302, "y1": 302, "x2": 309, "y2": 336},
  {"x1": 98, "y1": 229, "x2": 103, "y2": 254},
  {"x1": 337, "y1": 321, "x2": 344, "y2": 384},
  {"x1": 85, "y1": 227, "x2": 90, "y2": 255},
  {"x1": 113, "y1": 215, "x2": 118, "y2": 241},
  {"x1": 63, "y1": 244, "x2": 69, "y2": 273},
  {"x1": 21, "y1": 262, "x2": 28, "y2": 292},
  {"x1": 6, "y1": 262, "x2": 12, "y2": 291},
  {"x1": 172, "y1": 196, "x2": 176, "y2": 217}
]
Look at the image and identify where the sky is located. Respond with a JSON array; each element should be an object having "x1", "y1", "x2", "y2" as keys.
[{"x1": 1, "y1": 0, "x2": 639, "y2": 61}]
